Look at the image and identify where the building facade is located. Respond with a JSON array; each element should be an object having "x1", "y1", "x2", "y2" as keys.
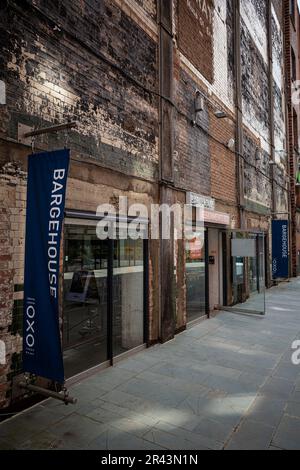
[
  {"x1": 0, "y1": 0, "x2": 294, "y2": 411},
  {"x1": 283, "y1": 0, "x2": 300, "y2": 275}
]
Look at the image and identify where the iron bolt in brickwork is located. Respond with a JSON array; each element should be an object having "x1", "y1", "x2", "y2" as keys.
[{"x1": 0, "y1": 340, "x2": 6, "y2": 365}]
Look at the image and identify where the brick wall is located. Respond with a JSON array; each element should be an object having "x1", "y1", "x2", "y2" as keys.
[
  {"x1": 173, "y1": 0, "x2": 236, "y2": 201},
  {"x1": 1, "y1": 0, "x2": 159, "y2": 180},
  {"x1": 177, "y1": 0, "x2": 214, "y2": 84},
  {"x1": 240, "y1": 0, "x2": 289, "y2": 227},
  {"x1": 0, "y1": 0, "x2": 160, "y2": 409},
  {"x1": 210, "y1": 110, "x2": 237, "y2": 217},
  {"x1": 283, "y1": 0, "x2": 300, "y2": 276},
  {"x1": 0, "y1": 0, "x2": 292, "y2": 409},
  {"x1": 0, "y1": 152, "x2": 26, "y2": 408},
  {"x1": 174, "y1": 67, "x2": 211, "y2": 195}
]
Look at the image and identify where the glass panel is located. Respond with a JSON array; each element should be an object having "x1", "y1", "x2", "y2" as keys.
[
  {"x1": 229, "y1": 231, "x2": 265, "y2": 315},
  {"x1": 63, "y1": 225, "x2": 108, "y2": 377},
  {"x1": 113, "y1": 239, "x2": 144, "y2": 357},
  {"x1": 186, "y1": 229, "x2": 206, "y2": 322}
]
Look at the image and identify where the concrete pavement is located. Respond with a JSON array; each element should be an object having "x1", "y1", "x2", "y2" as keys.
[{"x1": 1, "y1": 279, "x2": 300, "y2": 450}]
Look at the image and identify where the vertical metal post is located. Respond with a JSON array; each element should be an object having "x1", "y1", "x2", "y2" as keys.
[
  {"x1": 222, "y1": 232, "x2": 228, "y2": 306},
  {"x1": 143, "y1": 238, "x2": 150, "y2": 346},
  {"x1": 233, "y1": 0, "x2": 245, "y2": 229},
  {"x1": 158, "y1": 0, "x2": 176, "y2": 343},
  {"x1": 107, "y1": 239, "x2": 114, "y2": 366},
  {"x1": 267, "y1": 0, "x2": 276, "y2": 288},
  {"x1": 205, "y1": 228, "x2": 210, "y2": 318},
  {"x1": 256, "y1": 235, "x2": 260, "y2": 293}
]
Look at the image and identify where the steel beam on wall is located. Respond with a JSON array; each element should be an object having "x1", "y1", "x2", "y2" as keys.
[
  {"x1": 158, "y1": 0, "x2": 175, "y2": 342},
  {"x1": 283, "y1": 0, "x2": 297, "y2": 277},
  {"x1": 158, "y1": 0, "x2": 174, "y2": 184},
  {"x1": 267, "y1": 0, "x2": 276, "y2": 288},
  {"x1": 233, "y1": 0, "x2": 245, "y2": 230}
]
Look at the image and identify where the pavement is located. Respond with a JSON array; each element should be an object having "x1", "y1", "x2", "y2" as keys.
[{"x1": 1, "y1": 279, "x2": 300, "y2": 450}]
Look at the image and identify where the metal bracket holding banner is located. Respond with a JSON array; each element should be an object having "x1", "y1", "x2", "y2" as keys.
[
  {"x1": 18, "y1": 121, "x2": 78, "y2": 147},
  {"x1": 18, "y1": 123, "x2": 33, "y2": 147}
]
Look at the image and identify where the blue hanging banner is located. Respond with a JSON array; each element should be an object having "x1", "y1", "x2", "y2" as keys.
[
  {"x1": 23, "y1": 149, "x2": 70, "y2": 384},
  {"x1": 272, "y1": 220, "x2": 289, "y2": 280}
]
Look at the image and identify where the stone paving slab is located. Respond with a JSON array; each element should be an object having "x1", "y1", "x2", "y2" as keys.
[{"x1": 1, "y1": 279, "x2": 300, "y2": 450}]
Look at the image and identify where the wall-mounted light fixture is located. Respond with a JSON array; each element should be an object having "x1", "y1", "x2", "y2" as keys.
[
  {"x1": 255, "y1": 148, "x2": 262, "y2": 162},
  {"x1": 215, "y1": 110, "x2": 227, "y2": 119},
  {"x1": 192, "y1": 90, "x2": 205, "y2": 126},
  {"x1": 227, "y1": 138, "x2": 235, "y2": 151},
  {"x1": 194, "y1": 90, "x2": 204, "y2": 113}
]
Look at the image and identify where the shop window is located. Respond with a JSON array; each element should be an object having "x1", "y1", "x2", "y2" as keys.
[
  {"x1": 63, "y1": 221, "x2": 147, "y2": 378},
  {"x1": 63, "y1": 226, "x2": 108, "y2": 378},
  {"x1": 185, "y1": 229, "x2": 207, "y2": 322}
]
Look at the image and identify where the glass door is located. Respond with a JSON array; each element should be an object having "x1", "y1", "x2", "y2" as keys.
[
  {"x1": 185, "y1": 228, "x2": 208, "y2": 322},
  {"x1": 63, "y1": 219, "x2": 148, "y2": 378},
  {"x1": 227, "y1": 231, "x2": 266, "y2": 315},
  {"x1": 63, "y1": 224, "x2": 108, "y2": 378},
  {"x1": 113, "y1": 238, "x2": 145, "y2": 357}
]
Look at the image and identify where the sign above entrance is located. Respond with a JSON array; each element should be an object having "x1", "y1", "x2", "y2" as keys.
[
  {"x1": 204, "y1": 209, "x2": 230, "y2": 226},
  {"x1": 187, "y1": 192, "x2": 216, "y2": 211}
]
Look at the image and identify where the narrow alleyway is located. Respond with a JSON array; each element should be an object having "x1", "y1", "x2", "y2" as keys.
[{"x1": 1, "y1": 279, "x2": 300, "y2": 450}]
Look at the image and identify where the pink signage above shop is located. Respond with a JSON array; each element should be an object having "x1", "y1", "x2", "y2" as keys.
[{"x1": 204, "y1": 209, "x2": 230, "y2": 226}]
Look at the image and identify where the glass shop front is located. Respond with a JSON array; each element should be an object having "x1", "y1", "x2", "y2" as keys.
[{"x1": 62, "y1": 214, "x2": 148, "y2": 378}]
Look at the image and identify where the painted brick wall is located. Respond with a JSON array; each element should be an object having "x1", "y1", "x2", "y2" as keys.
[
  {"x1": 1, "y1": 0, "x2": 159, "y2": 180},
  {"x1": 0, "y1": 0, "x2": 292, "y2": 409},
  {"x1": 241, "y1": 0, "x2": 289, "y2": 214},
  {"x1": 210, "y1": 109, "x2": 237, "y2": 220},
  {"x1": 272, "y1": 4, "x2": 286, "y2": 161},
  {"x1": 0, "y1": 152, "x2": 26, "y2": 408},
  {"x1": 173, "y1": 0, "x2": 235, "y2": 202},
  {"x1": 177, "y1": 0, "x2": 214, "y2": 84},
  {"x1": 174, "y1": 67, "x2": 211, "y2": 195},
  {"x1": 241, "y1": 0, "x2": 270, "y2": 152},
  {"x1": 283, "y1": 0, "x2": 300, "y2": 276},
  {"x1": 0, "y1": 0, "x2": 160, "y2": 409},
  {"x1": 175, "y1": 0, "x2": 235, "y2": 112}
]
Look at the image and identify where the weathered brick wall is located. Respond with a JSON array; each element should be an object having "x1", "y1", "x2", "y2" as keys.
[
  {"x1": 241, "y1": 0, "x2": 289, "y2": 217},
  {"x1": 241, "y1": 0, "x2": 270, "y2": 211},
  {"x1": 272, "y1": 4, "x2": 286, "y2": 160},
  {"x1": 0, "y1": 148, "x2": 26, "y2": 408},
  {"x1": 174, "y1": 67, "x2": 211, "y2": 195},
  {"x1": 272, "y1": 3, "x2": 289, "y2": 215},
  {"x1": 177, "y1": 0, "x2": 214, "y2": 84},
  {"x1": 0, "y1": 0, "x2": 160, "y2": 409},
  {"x1": 243, "y1": 132, "x2": 272, "y2": 210},
  {"x1": 174, "y1": 0, "x2": 235, "y2": 112},
  {"x1": 132, "y1": 0, "x2": 156, "y2": 20},
  {"x1": 1, "y1": 0, "x2": 159, "y2": 180},
  {"x1": 210, "y1": 109, "x2": 237, "y2": 223},
  {"x1": 0, "y1": 0, "x2": 292, "y2": 410},
  {"x1": 283, "y1": 0, "x2": 300, "y2": 276},
  {"x1": 173, "y1": 0, "x2": 235, "y2": 201},
  {"x1": 173, "y1": 0, "x2": 287, "y2": 219}
]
